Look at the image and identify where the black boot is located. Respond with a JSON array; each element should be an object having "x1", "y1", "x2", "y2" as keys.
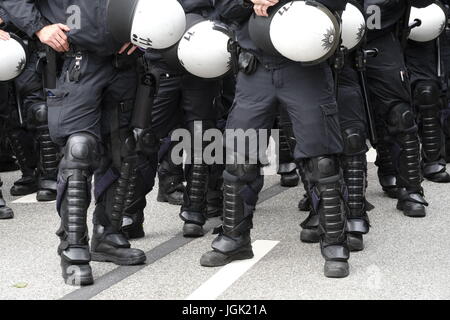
[
  {"x1": 0, "y1": 179, "x2": 13, "y2": 219},
  {"x1": 29, "y1": 103, "x2": 59, "y2": 201},
  {"x1": 341, "y1": 127, "x2": 370, "y2": 252},
  {"x1": 122, "y1": 158, "x2": 156, "y2": 240},
  {"x1": 343, "y1": 154, "x2": 370, "y2": 252},
  {"x1": 122, "y1": 166, "x2": 145, "y2": 240},
  {"x1": 375, "y1": 139, "x2": 398, "y2": 199},
  {"x1": 206, "y1": 164, "x2": 224, "y2": 218},
  {"x1": 8, "y1": 130, "x2": 38, "y2": 196},
  {"x1": 180, "y1": 121, "x2": 212, "y2": 237},
  {"x1": 304, "y1": 156, "x2": 350, "y2": 278},
  {"x1": 57, "y1": 134, "x2": 98, "y2": 286},
  {"x1": 157, "y1": 155, "x2": 185, "y2": 205},
  {"x1": 36, "y1": 129, "x2": 59, "y2": 201},
  {"x1": 91, "y1": 225, "x2": 146, "y2": 265},
  {"x1": 91, "y1": 157, "x2": 146, "y2": 265},
  {"x1": 180, "y1": 163, "x2": 208, "y2": 237},
  {"x1": 300, "y1": 210, "x2": 320, "y2": 243},
  {"x1": 200, "y1": 163, "x2": 262, "y2": 267},
  {"x1": 395, "y1": 132, "x2": 428, "y2": 217},
  {"x1": 57, "y1": 171, "x2": 93, "y2": 286},
  {"x1": 415, "y1": 81, "x2": 450, "y2": 183}
]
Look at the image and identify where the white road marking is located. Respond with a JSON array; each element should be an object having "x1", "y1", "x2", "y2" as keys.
[
  {"x1": 367, "y1": 148, "x2": 377, "y2": 163},
  {"x1": 186, "y1": 240, "x2": 279, "y2": 300},
  {"x1": 12, "y1": 193, "x2": 56, "y2": 204}
]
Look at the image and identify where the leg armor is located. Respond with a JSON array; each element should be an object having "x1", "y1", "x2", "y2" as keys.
[
  {"x1": 157, "y1": 137, "x2": 185, "y2": 206},
  {"x1": 122, "y1": 153, "x2": 158, "y2": 239},
  {"x1": 375, "y1": 130, "x2": 398, "y2": 199},
  {"x1": 277, "y1": 118, "x2": 299, "y2": 188},
  {"x1": 387, "y1": 103, "x2": 428, "y2": 217},
  {"x1": 8, "y1": 129, "x2": 38, "y2": 196},
  {"x1": 91, "y1": 128, "x2": 147, "y2": 265},
  {"x1": 180, "y1": 121, "x2": 215, "y2": 237},
  {"x1": 56, "y1": 133, "x2": 99, "y2": 286},
  {"x1": 207, "y1": 162, "x2": 224, "y2": 218},
  {"x1": 28, "y1": 102, "x2": 60, "y2": 201},
  {"x1": 414, "y1": 81, "x2": 450, "y2": 182},
  {"x1": 200, "y1": 160, "x2": 263, "y2": 267},
  {"x1": 0, "y1": 177, "x2": 14, "y2": 219},
  {"x1": 341, "y1": 127, "x2": 370, "y2": 252},
  {"x1": 303, "y1": 156, "x2": 350, "y2": 278}
]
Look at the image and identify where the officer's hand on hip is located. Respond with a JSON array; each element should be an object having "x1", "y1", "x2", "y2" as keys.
[
  {"x1": 251, "y1": 0, "x2": 278, "y2": 17},
  {"x1": 35, "y1": 24, "x2": 71, "y2": 53},
  {"x1": 0, "y1": 30, "x2": 10, "y2": 41},
  {"x1": 118, "y1": 42, "x2": 138, "y2": 55}
]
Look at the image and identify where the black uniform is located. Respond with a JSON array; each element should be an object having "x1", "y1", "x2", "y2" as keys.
[
  {"x1": 2, "y1": 0, "x2": 149, "y2": 286},
  {"x1": 200, "y1": 0, "x2": 352, "y2": 278},
  {"x1": 141, "y1": 0, "x2": 222, "y2": 239},
  {"x1": 364, "y1": 0, "x2": 430, "y2": 217},
  {"x1": 405, "y1": 35, "x2": 450, "y2": 182},
  {"x1": 0, "y1": 81, "x2": 15, "y2": 220},
  {"x1": 300, "y1": 48, "x2": 372, "y2": 251}
]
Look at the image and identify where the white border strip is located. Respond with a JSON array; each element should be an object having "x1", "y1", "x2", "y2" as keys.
[{"x1": 186, "y1": 240, "x2": 279, "y2": 300}]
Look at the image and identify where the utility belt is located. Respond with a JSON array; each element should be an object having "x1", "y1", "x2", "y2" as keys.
[{"x1": 230, "y1": 45, "x2": 290, "y2": 75}]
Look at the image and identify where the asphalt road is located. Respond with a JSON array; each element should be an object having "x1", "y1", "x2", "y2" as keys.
[{"x1": 0, "y1": 157, "x2": 449, "y2": 300}]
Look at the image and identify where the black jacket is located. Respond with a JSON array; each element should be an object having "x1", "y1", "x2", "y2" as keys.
[{"x1": 1, "y1": 0, "x2": 122, "y2": 56}]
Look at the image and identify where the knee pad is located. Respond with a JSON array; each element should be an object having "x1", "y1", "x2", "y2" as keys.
[
  {"x1": 414, "y1": 81, "x2": 441, "y2": 111},
  {"x1": 60, "y1": 133, "x2": 100, "y2": 170},
  {"x1": 342, "y1": 127, "x2": 367, "y2": 156},
  {"x1": 27, "y1": 102, "x2": 48, "y2": 130},
  {"x1": 387, "y1": 103, "x2": 417, "y2": 135},
  {"x1": 304, "y1": 156, "x2": 340, "y2": 184}
]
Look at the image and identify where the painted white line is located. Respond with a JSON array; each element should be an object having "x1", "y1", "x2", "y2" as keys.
[
  {"x1": 367, "y1": 148, "x2": 377, "y2": 164},
  {"x1": 186, "y1": 240, "x2": 279, "y2": 300},
  {"x1": 12, "y1": 193, "x2": 56, "y2": 204}
]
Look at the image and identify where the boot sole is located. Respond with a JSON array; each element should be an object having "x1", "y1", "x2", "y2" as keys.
[
  {"x1": 347, "y1": 235, "x2": 364, "y2": 252},
  {"x1": 396, "y1": 203, "x2": 426, "y2": 218},
  {"x1": 64, "y1": 275, "x2": 94, "y2": 286},
  {"x1": 91, "y1": 252, "x2": 146, "y2": 266},
  {"x1": 300, "y1": 229, "x2": 320, "y2": 243},
  {"x1": 10, "y1": 188, "x2": 38, "y2": 196},
  {"x1": 36, "y1": 193, "x2": 57, "y2": 202},
  {"x1": 324, "y1": 261, "x2": 349, "y2": 278},
  {"x1": 200, "y1": 250, "x2": 254, "y2": 267},
  {"x1": 0, "y1": 213, "x2": 14, "y2": 220}
]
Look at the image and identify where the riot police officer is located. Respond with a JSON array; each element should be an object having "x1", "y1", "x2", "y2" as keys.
[
  {"x1": 0, "y1": 26, "x2": 15, "y2": 219},
  {"x1": 404, "y1": 2, "x2": 450, "y2": 183},
  {"x1": 2, "y1": 0, "x2": 149, "y2": 286},
  {"x1": 200, "y1": 0, "x2": 352, "y2": 278},
  {"x1": 364, "y1": 0, "x2": 431, "y2": 217}
]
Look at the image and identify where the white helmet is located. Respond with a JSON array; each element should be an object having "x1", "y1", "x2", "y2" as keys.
[
  {"x1": 177, "y1": 20, "x2": 232, "y2": 79},
  {"x1": 408, "y1": 1, "x2": 447, "y2": 42},
  {"x1": 0, "y1": 34, "x2": 27, "y2": 82},
  {"x1": 341, "y1": 1, "x2": 366, "y2": 51},
  {"x1": 249, "y1": 0, "x2": 340, "y2": 64},
  {"x1": 107, "y1": 0, "x2": 186, "y2": 50}
]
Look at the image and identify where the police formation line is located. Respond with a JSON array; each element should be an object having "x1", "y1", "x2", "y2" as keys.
[{"x1": 0, "y1": 0, "x2": 449, "y2": 285}]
